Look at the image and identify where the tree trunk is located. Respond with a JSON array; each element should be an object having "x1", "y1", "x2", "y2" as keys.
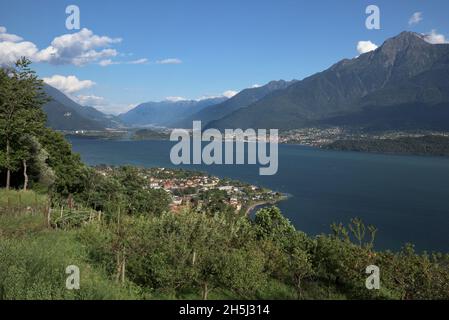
[
  {"x1": 116, "y1": 251, "x2": 121, "y2": 282},
  {"x1": 202, "y1": 282, "x2": 209, "y2": 300},
  {"x1": 23, "y1": 159, "x2": 28, "y2": 191},
  {"x1": 296, "y1": 277, "x2": 302, "y2": 300},
  {"x1": 121, "y1": 250, "x2": 126, "y2": 284},
  {"x1": 6, "y1": 138, "x2": 10, "y2": 190}
]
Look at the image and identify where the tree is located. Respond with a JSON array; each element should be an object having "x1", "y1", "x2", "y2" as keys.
[
  {"x1": 38, "y1": 128, "x2": 87, "y2": 198},
  {"x1": 0, "y1": 57, "x2": 47, "y2": 189},
  {"x1": 198, "y1": 189, "x2": 234, "y2": 217},
  {"x1": 113, "y1": 166, "x2": 170, "y2": 216},
  {"x1": 288, "y1": 247, "x2": 314, "y2": 299},
  {"x1": 254, "y1": 206, "x2": 295, "y2": 245}
]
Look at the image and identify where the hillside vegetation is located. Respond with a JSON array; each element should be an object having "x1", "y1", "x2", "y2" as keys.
[
  {"x1": 325, "y1": 135, "x2": 449, "y2": 156},
  {"x1": 1, "y1": 59, "x2": 448, "y2": 300}
]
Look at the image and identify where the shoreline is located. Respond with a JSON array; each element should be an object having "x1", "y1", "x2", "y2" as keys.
[{"x1": 245, "y1": 194, "x2": 289, "y2": 216}]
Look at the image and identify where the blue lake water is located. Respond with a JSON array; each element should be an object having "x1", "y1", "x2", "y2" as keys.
[{"x1": 68, "y1": 137, "x2": 449, "y2": 252}]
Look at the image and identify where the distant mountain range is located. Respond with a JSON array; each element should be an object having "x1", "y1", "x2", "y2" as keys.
[
  {"x1": 172, "y1": 80, "x2": 296, "y2": 128},
  {"x1": 43, "y1": 84, "x2": 122, "y2": 131},
  {"x1": 118, "y1": 97, "x2": 227, "y2": 128},
  {"x1": 41, "y1": 31, "x2": 449, "y2": 133},
  {"x1": 208, "y1": 32, "x2": 449, "y2": 131}
]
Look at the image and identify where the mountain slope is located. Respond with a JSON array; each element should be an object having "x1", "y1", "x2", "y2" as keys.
[
  {"x1": 174, "y1": 80, "x2": 296, "y2": 128},
  {"x1": 208, "y1": 32, "x2": 449, "y2": 131},
  {"x1": 119, "y1": 97, "x2": 227, "y2": 127},
  {"x1": 43, "y1": 85, "x2": 121, "y2": 130}
]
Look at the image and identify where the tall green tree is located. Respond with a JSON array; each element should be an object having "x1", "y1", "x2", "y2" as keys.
[{"x1": 0, "y1": 57, "x2": 47, "y2": 189}]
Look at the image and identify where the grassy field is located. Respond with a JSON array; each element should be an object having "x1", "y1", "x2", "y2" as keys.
[
  {"x1": 0, "y1": 189, "x2": 47, "y2": 216},
  {"x1": 0, "y1": 189, "x2": 138, "y2": 300}
]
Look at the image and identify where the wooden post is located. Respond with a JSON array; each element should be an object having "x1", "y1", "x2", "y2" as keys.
[
  {"x1": 121, "y1": 249, "x2": 126, "y2": 284},
  {"x1": 47, "y1": 207, "x2": 51, "y2": 228},
  {"x1": 23, "y1": 159, "x2": 28, "y2": 191}
]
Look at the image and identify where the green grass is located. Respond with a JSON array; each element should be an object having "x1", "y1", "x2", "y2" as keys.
[
  {"x1": 0, "y1": 189, "x2": 47, "y2": 207},
  {"x1": 0, "y1": 231, "x2": 139, "y2": 299},
  {"x1": 0, "y1": 189, "x2": 139, "y2": 300}
]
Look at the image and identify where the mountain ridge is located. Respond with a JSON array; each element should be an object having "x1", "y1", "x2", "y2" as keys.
[
  {"x1": 173, "y1": 79, "x2": 297, "y2": 128},
  {"x1": 43, "y1": 84, "x2": 123, "y2": 131},
  {"x1": 118, "y1": 97, "x2": 228, "y2": 127},
  {"x1": 207, "y1": 31, "x2": 449, "y2": 131}
]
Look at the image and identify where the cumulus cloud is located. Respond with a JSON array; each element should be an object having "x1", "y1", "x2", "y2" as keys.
[
  {"x1": 43, "y1": 75, "x2": 95, "y2": 94},
  {"x1": 0, "y1": 41, "x2": 40, "y2": 66},
  {"x1": 75, "y1": 95, "x2": 106, "y2": 106},
  {"x1": 0, "y1": 26, "x2": 23, "y2": 42},
  {"x1": 357, "y1": 40, "x2": 378, "y2": 54},
  {"x1": 0, "y1": 26, "x2": 122, "y2": 66},
  {"x1": 422, "y1": 30, "x2": 449, "y2": 44},
  {"x1": 38, "y1": 28, "x2": 121, "y2": 65},
  {"x1": 409, "y1": 12, "x2": 423, "y2": 25},
  {"x1": 156, "y1": 58, "x2": 182, "y2": 64}
]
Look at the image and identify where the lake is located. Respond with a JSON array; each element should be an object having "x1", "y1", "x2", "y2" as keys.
[{"x1": 68, "y1": 137, "x2": 449, "y2": 252}]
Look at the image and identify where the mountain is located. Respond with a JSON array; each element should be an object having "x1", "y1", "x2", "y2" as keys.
[
  {"x1": 118, "y1": 97, "x2": 227, "y2": 128},
  {"x1": 208, "y1": 32, "x2": 449, "y2": 131},
  {"x1": 43, "y1": 85, "x2": 122, "y2": 130},
  {"x1": 174, "y1": 80, "x2": 296, "y2": 128}
]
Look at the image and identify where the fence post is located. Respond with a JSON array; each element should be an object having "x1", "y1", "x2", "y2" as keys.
[{"x1": 47, "y1": 207, "x2": 51, "y2": 228}]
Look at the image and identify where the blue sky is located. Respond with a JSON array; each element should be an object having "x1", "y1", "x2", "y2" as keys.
[{"x1": 1, "y1": 0, "x2": 448, "y2": 114}]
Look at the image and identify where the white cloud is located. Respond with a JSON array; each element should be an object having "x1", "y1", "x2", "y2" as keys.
[
  {"x1": 128, "y1": 58, "x2": 148, "y2": 65},
  {"x1": 0, "y1": 26, "x2": 23, "y2": 42},
  {"x1": 165, "y1": 96, "x2": 187, "y2": 102},
  {"x1": 0, "y1": 41, "x2": 39, "y2": 66},
  {"x1": 43, "y1": 75, "x2": 95, "y2": 94},
  {"x1": 196, "y1": 90, "x2": 239, "y2": 101},
  {"x1": 222, "y1": 90, "x2": 238, "y2": 98},
  {"x1": 38, "y1": 28, "x2": 121, "y2": 65},
  {"x1": 156, "y1": 58, "x2": 182, "y2": 64},
  {"x1": 98, "y1": 59, "x2": 119, "y2": 67},
  {"x1": 356, "y1": 40, "x2": 378, "y2": 54},
  {"x1": 422, "y1": 30, "x2": 449, "y2": 44},
  {"x1": 75, "y1": 95, "x2": 106, "y2": 106},
  {"x1": 0, "y1": 26, "x2": 122, "y2": 66},
  {"x1": 98, "y1": 57, "x2": 148, "y2": 66},
  {"x1": 251, "y1": 84, "x2": 262, "y2": 88},
  {"x1": 408, "y1": 12, "x2": 423, "y2": 25}
]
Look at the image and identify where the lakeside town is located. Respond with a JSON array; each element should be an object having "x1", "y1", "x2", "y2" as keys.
[
  {"x1": 279, "y1": 127, "x2": 449, "y2": 146},
  {"x1": 64, "y1": 126, "x2": 449, "y2": 149},
  {"x1": 94, "y1": 165, "x2": 285, "y2": 214}
]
